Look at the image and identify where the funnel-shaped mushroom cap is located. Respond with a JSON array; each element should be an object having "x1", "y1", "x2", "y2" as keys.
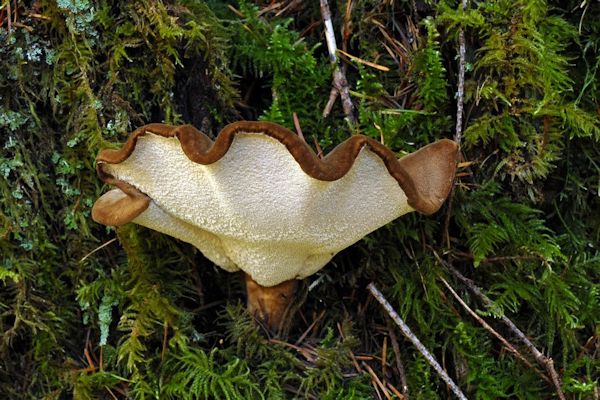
[{"x1": 92, "y1": 122, "x2": 457, "y2": 286}]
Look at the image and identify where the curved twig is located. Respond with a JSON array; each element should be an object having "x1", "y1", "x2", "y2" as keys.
[{"x1": 368, "y1": 283, "x2": 469, "y2": 400}]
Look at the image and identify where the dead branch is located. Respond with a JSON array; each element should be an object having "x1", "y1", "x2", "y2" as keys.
[
  {"x1": 367, "y1": 283, "x2": 468, "y2": 400},
  {"x1": 387, "y1": 382, "x2": 406, "y2": 399},
  {"x1": 443, "y1": 0, "x2": 469, "y2": 248},
  {"x1": 336, "y1": 322, "x2": 363, "y2": 373},
  {"x1": 295, "y1": 309, "x2": 325, "y2": 345},
  {"x1": 292, "y1": 112, "x2": 306, "y2": 143},
  {"x1": 381, "y1": 335, "x2": 388, "y2": 381},
  {"x1": 386, "y1": 318, "x2": 409, "y2": 398},
  {"x1": 362, "y1": 361, "x2": 392, "y2": 400},
  {"x1": 451, "y1": 250, "x2": 541, "y2": 264},
  {"x1": 161, "y1": 321, "x2": 169, "y2": 361},
  {"x1": 79, "y1": 237, "x2": 117, "y2": 263},
  {"x1": 439, "y1": 277, "x2": 550, "y2": 383},
  {"x1": 440, "y1": 260, "x2": 567, "y2": 400},
  {"x1": 319, "y1": 0, "x2": 356, "y2": 124},
  {"x1": 454, "y1": 0, "x2": 468, "y2": 146}
]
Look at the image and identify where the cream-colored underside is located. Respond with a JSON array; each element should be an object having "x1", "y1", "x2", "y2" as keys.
[{"x1": 105, "y1": 132, "x2": 414, "y2": 286}]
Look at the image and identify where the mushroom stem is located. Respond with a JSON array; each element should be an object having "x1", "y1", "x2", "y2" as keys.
[{"x1": 245, "y1": 274, "x2": 298, "y2": 333}]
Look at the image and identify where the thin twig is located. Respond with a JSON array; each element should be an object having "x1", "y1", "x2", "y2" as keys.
[
  {"x1": 439, "y1": 277, "x2": 550, "y2": 383},
  {"x1": 338, "y1": 49, "x2": 390, "y2": 71},
  {"x1": 226, "y1": 4, "x2": 244, "y2": 18},
  {"x1": 13, "y1": 21, "x2": 32, "y2": 32},
  {"x1": 323, "y1": 87, "x2": 339, "y2": 118},
  {"x1": 312, "y1": 136, "x2": 324, "y2": 159},
  {"x1": 23, "y1": 13, "x2": 51, "y2": 20},
  {"x1": 257, "y1": 1, "x2": 284, "y2": 17},
  {"x1": 79, "y1": 238, "x2": 117, "y2": 263},
  {"x1": 451, "y1": 251, "x2": 541, "y2": 264},
  {"x1": 292, "y1": 112, "x2": 306, "y2": 143},
  {"x1": 12, "y1": 0, "x2": 17, "y2": 26},
  {"x1": 454, "y1": 1, "x2": 467, "y2": 145},
  {"x1": 269, "y1": 338, "x2": 316, "y2": 362},
  {"x1": 161, "y1": 321, "x2": 169, "y2": 361},
  {"x1": 100, "y1": 346, "x2": 104, "y2": 371},
  {"x1": 577, "y1": 334, "x2": 597, "y2": 360},
  {"x1": 362, "y1": 361, "x2": 392, "y2": 400},
  {"x1": 440, "y1": 260, "x2": 566, "y2": 400},
  {"x1": 319, "y1": 0, "x2": 356, "y2": 124},
  {"x1": 387, "y1": 382, "x2": 406, "y2": 400},
  {"x1": 341, "y1": 0, "x2": 353, "y2": 53},
  {"x1": 386, "y1": 318, "x2": 409, "y2": 398},
  {"x1": 295, "y1": 309, "x2": 325, "y2": 345},
  {"x1": 337, "y1": 321, "x2": 363, "y2": 373},
  {"x1": 6, "y1": 0, "x2": 12, "y2": 32},
  {"x1": 274, "y1": 0, "x2": 303, "y2": 17},
  {"x1": 444, "y1": 0, "x2": 468, "y2": 248},
  {"x1": 367, "y1": 283, "x2": 468, "y2": 400},
  {"x1": 452, "y1": 0, "x2": 468, "y2": 149},
  {"x1": 105, "y1": 386, "x2": 119, "y2": 400},
  {"x1": 381, "y1": 335, "x2": 388, "y2": 382}
]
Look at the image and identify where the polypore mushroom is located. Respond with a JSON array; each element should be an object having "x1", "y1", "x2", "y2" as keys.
[{"x1": 92, "y1": 121, "x2": 457, "y2": 330}]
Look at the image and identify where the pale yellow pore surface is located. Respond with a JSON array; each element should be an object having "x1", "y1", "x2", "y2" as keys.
[{"x1": 103, "y1": 132, "x2": 413, "y2": 287}]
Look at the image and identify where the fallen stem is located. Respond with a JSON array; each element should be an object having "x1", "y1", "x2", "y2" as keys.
[
  {"x1": 295, "y1": 309, "x2": 325, "y2": 345},
  {"x1": 292, "y1": 112, "x2": 306, "y2": 143},
  {"x1": 319, "y1": 0, "x2": 356, "y2": 123},
  {"x1": 439, "y1": 277, "x2": 550, "y2": 383},
  {"x1": 443, "y1": 0, "x2": 468, "y2": 248},
  {"x1": 454, "y1": 0, "x2": 467, "y2": 145},
  {"x1": 440, "y1": 259, "x2": 566, "y2": 400},
  {"x1": 386, "y1": 317, "x2": 409, "y2": 398},
  {"x1": 387, "y1": 382, "x2": 406, "y2": 400},
  {"x1": 367, "y1": 283, "x2": 468, "y2": 400},
  {"x1": 79, "y1": 238, "x2": 117, "y2": 263},
  {"x1": 362, "y1": 361, "x2": 392, "y2": 400}
]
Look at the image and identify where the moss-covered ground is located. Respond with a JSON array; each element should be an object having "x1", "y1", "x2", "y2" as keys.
[{"x1": 1, "y1": 0, "x2": 599, "y2": 398}]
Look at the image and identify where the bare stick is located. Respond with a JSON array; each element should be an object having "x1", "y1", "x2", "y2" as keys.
[
  {"x1": 443, "y1": 0, "x2": 468, "y2": 248},
  {"x1": 363, "y1": 361, "x2": 392, "y2": 400},
  {"x1": 454, "y1": 11, "x2": 467, "y2": 145},
  {"x1": 382, "y1": 335, "x2": 388, "y2": 380},
  {"x1": 319, "y1": 0, "x2": 356, "y2": 124},
  {"x1": 292, "y1": 112, "x2": 306, "y2": 143},
  {"x1": 323, "y1": 87, "x2": 340, "y2": 117},
  {"x1": 79, "y1": 238, "x2": 117, "y2": 263},
  {"x1": 367, "y1": 283, "x2": 468, "y2": 400},
  {"x1": 387, "y1": 382, "x2": 406, "y2": 400},
  {"x1": 161, "y1": 321, "x2": 169, "y2": 361},
  {"x1": 295, "y1": 309, "x2": 325, "y2": 345},
  {"x1": 453, "y1": 29, "x2": 466, "y2": 138},
  {"x1": 439, "y1": 277, "x2": 550, "y2": 383},
  {"x1": 7, "y1": 0, "x2": 12, "y2": 33},
  {"x1": 386, "y1": 318, "x2": 409, "y2": 398},
  {"x1": 441, "y1": 261, "x2": 566, "y2": 400}
]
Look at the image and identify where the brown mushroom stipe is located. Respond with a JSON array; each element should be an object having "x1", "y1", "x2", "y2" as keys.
[
  {"x1": 245, "y1": 274, "x2": 298, "y2": 332},
  {"x1": 92, "y1": 121, "x2": 458, "y2": 331}
]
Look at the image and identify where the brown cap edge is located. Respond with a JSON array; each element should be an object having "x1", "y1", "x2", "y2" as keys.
[{"x1": 94, "y1": 121, "x2": 457, "y2": 217}]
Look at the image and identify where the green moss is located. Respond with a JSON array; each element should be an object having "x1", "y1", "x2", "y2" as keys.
[{"x1": 1, "y1": 0, "x2": 598, "y2": 398}]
